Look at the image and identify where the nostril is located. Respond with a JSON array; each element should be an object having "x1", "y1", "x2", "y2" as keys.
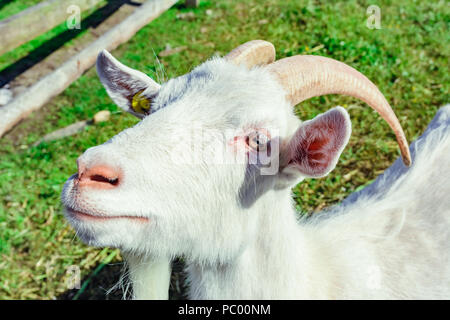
[
  {"x1": 90, "y1": 174, "x2": 119, "y2": 186},
  {"x1": 78, "y1": 165, "x2": 121, "y2": 188}
]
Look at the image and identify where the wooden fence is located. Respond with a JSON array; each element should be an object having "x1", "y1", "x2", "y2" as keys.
[{"x1": 0, "y1": 0, "x2": 196, "y2": 137}]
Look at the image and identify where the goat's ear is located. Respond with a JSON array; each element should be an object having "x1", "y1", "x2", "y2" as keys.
[
  {"x1": 96, "y1": 50, "x2": 160, "y2": 119},
  {"x1": 282, "y1": 107, "x2": 351, "y2": 178}
]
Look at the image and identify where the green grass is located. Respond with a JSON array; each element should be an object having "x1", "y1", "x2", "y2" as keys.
[{"x1": 0, "y1": 0, "x2": 449, "y2": 299}]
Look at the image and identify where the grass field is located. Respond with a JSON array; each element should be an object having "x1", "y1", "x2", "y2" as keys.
[{"x1": 0, "y1": 0, "x2": 448, "y2": 299}]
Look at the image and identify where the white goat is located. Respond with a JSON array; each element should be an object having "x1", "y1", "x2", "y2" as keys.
[{"x1": 61, "y1": 40, "x2": 450, "y2": 299}]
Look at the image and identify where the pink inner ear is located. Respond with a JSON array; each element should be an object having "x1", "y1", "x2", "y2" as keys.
[{"x1": 288, "y1": 108, "x2": 351, "y2": 177}]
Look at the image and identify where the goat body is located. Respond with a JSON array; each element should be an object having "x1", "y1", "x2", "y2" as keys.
[{"x1": 187, "y1": 105, "x2": 450, "y2": 299}]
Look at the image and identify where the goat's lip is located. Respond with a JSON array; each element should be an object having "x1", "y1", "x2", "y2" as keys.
[{"x1": 65, "y1": 207, "x2": 149, "y2": 223}]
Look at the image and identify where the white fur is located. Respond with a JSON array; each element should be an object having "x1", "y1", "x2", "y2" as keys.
[
  {"x1": 61, "y1": 52, "x2": 450, "y2": 299},
  {"x1": 122, "y1": 253, "x2": 171, "y2": 300}
]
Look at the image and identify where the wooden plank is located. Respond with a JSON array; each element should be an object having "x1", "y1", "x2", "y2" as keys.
[
  {"x1": 0, "y1": 0, "x2": 104, "y2": 56},
  {"x1": 0, "y1": 0, "x2": 179, "y2": 137}
]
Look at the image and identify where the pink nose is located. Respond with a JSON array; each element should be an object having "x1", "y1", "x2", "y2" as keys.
[{"x1": 77, "y1": 160, "x2": 120, "y2": 189}]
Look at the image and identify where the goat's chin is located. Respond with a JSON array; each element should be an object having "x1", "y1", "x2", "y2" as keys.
[{"x1": 63, "y1": 207, "x2": 153, "y2": 250}]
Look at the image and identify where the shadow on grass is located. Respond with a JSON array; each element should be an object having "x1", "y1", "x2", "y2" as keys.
[
  {"x1": 0, "y1": 0, "x2": 142, "y2": 87},
  {"x1": 58, "y1": 258, "x2": 188, "y2": 300},
  {"x1": 0, "y1": 0, "x2": 15, "y2": 13}
]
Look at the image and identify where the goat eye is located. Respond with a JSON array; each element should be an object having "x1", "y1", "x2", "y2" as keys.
[{"x1": 248, "y1": 131, "x2": 269, "y2": 151}]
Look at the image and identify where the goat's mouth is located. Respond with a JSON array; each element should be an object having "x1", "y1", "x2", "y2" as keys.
[{"x1": 65, "y1": 207, "x2": 149, "y2": 223}]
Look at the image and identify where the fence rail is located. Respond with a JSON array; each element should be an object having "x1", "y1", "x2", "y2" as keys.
[
  {"x1": 0, "y1": 0, "x2": 189, "y2": 137},
  {"x1": 0, "y1": 0, "x2": 105, "y2": 56}
]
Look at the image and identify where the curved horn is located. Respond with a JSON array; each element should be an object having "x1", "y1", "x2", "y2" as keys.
[
  {"x1": 225, "y1": 40, "x2": 276, "y2": 68},
  {"x1": 268, "y1": 55, "x2": 411, "y2": 166}
]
